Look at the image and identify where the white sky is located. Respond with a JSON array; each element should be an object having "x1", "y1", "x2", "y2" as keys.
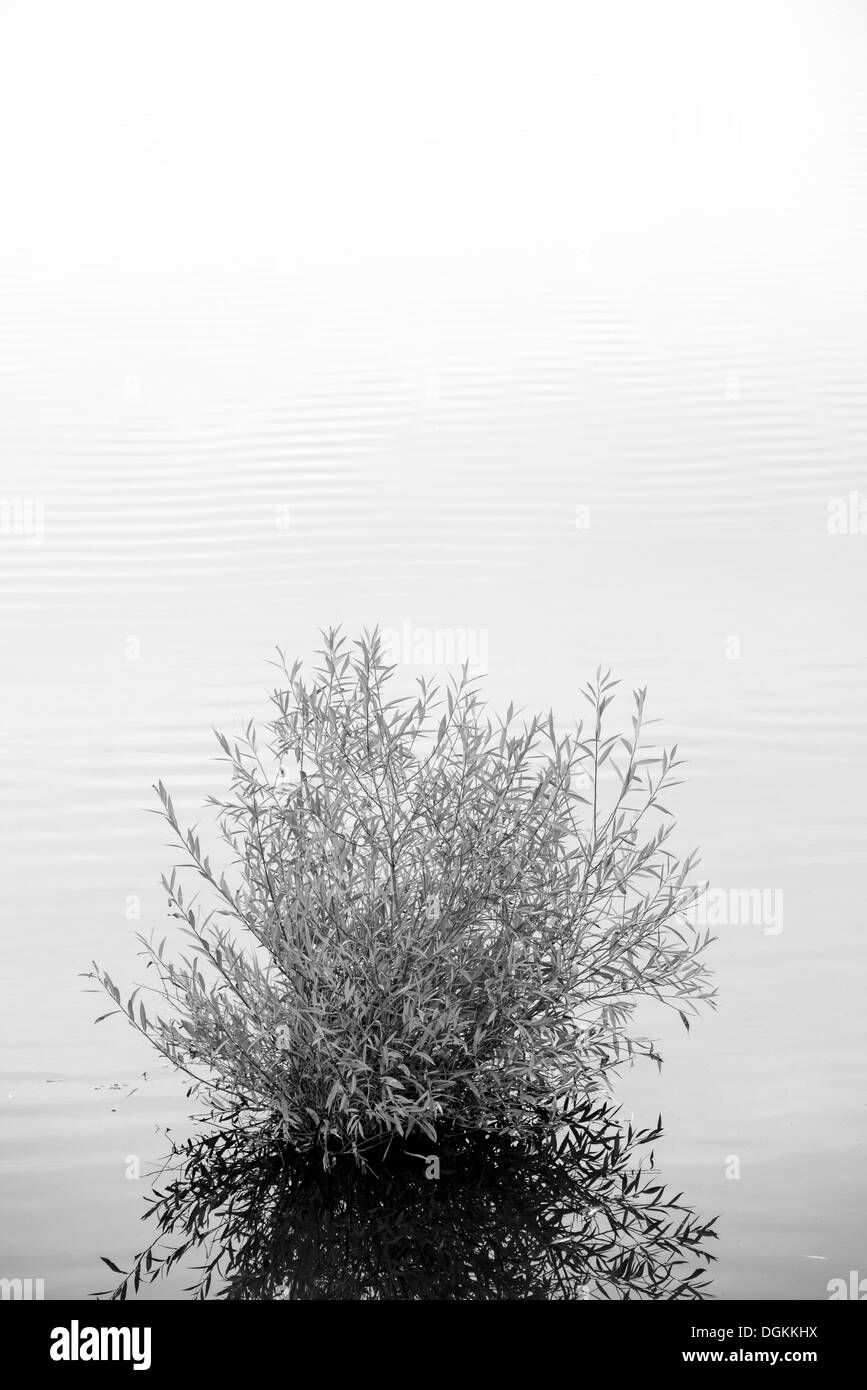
[{"x1": 1, "y1": 0, "x2": 865, "y2": 280}]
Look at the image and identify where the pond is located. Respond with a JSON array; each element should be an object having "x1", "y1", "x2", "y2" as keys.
[{"x1": 1, "y1": 0, "x2": 865, "y2": 1302}]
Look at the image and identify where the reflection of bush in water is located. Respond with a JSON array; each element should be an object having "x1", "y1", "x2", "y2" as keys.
[{"x1": 102, "y1": 1097, "x2": 716, "y2": 1301}]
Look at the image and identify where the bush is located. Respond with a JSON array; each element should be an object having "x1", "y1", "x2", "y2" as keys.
[{"x1": 92, "y1": 627, "x2": 714, "y2": 1167}]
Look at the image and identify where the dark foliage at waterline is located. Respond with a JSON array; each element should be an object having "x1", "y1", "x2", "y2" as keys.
[
  {"x1": 96, "y1": 1098, "x2": 717, "y2": 1301},
  {"x1": 89, "y1": 628, "x2": 716, "y2": 1297}
]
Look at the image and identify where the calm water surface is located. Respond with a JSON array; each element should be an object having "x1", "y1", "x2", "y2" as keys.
[{"x1": 1, "y1": 0, "x2": 866, "y2": 1299}]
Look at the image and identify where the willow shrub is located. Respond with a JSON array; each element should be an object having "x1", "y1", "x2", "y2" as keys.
[{"x1": 92, "y1": 628, "x2": 714, "y2": 1166}]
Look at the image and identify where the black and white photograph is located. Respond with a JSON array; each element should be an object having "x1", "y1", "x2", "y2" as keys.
[{"x1": 1, "y1": 0, "x2": 865, "y2": 1365}]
